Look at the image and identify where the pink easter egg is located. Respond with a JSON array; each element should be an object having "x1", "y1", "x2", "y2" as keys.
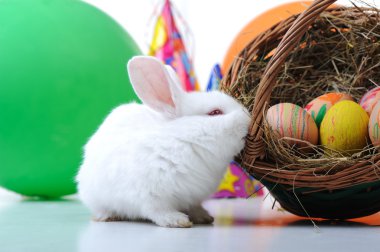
[
  {"x1": 369, "y1": 100, "x2": 380, "y2": 147},
  {"x1": 266, "y1": 103, "x2": 318, "y2": 149},
  {"x1": 360, "y1": 86, "x2": 380, "y2": 115},
  {"x1": 304, "y1": 93, "x2": 353, "y2": 127}
]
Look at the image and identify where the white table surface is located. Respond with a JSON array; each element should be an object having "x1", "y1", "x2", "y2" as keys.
[{"x1": 0, "y1": 188, "x2": 379, "y2": 252}]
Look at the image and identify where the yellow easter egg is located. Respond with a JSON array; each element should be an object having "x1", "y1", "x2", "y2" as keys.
[
  {"x1": 320, "y1": 100, "x2": 369, "y2": 154},
  {"x1": 304, "y1": 92, "x2": 353, "y2": 127},
  {"x1": 368, "y1": 100, "x2": 380, "y2": 147},
  {"x1": 266, "y1": 103, "x2": 318, "y2": 148}
]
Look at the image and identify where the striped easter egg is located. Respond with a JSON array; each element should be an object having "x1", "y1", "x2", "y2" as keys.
[
  {"x1": 266, "y1": 103, "x2": 318, "y2": 149},
  {"x1": 360, "y1": 86, "x2": 380, "y2": 115},
  {"x1": 369, "y1": 100, "x2": 380, "y2": 147},
  {"x1": 304, "y1": 93, "x2": 353, "y2": 127}
]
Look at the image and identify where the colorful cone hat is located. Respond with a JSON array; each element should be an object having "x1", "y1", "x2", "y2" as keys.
[{"x1": 149, "y1": 0, "x2": 200, "y2": 91}]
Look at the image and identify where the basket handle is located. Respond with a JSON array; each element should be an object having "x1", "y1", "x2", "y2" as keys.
[{"x1": 243, "y1": 0, "x2": 337, "y2": 167}]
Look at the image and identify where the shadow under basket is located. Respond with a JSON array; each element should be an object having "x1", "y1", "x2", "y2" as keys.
[
  {"x1": 264, "y1": 181, "x2": 380, "y2": 219},
  {"x1": 221, "y1": 0, "x2": 380, "y2": 219}
]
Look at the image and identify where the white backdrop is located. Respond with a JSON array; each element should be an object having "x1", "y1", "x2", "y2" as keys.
[{"x1": 84, "y1": 0, "x2": 362, "y2": 88}]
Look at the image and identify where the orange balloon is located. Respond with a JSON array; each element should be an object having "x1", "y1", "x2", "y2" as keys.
[{"x1": 221, "y1": 1, "x2": 337, "y2": 74}]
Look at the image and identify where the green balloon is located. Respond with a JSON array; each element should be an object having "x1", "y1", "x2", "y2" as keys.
[{"x1": 0, "y1": 0, "x2": 141, "y2": 197}]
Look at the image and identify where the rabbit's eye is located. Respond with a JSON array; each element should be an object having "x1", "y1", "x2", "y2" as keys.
[{"x1": 208, "y1": 109, "x2": 223, "y2": 116}]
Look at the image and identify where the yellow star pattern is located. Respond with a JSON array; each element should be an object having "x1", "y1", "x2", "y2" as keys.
[{"x1": 216, "y1": 167, "x2": 240, "y2": 193}]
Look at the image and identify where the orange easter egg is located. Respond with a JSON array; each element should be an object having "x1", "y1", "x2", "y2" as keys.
[
  {"x1": 266, "y1": 103, "x2": 318, "y2": 149},
  {"x1": 369, "y1": 100, "x2": 380, "y2": 147},
  {"x1": 360, "y1": 86, "x2": 380, "y2": 115},
  {"x1": 304, "y1": 93, "x2": 353, "y2": 127}
]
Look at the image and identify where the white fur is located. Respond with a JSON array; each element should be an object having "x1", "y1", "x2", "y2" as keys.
[{"x1": 76, "y1": 56, "x2": 250, "y2": 227}]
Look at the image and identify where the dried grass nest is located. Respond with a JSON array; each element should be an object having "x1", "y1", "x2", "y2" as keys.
[{"x1": 221, "y1": 1, "x2": 380, "y2": 219}]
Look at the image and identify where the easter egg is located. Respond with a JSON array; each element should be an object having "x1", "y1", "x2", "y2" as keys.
[
  {"x1": 359, "y1": 86, "x2": 380, "y2": 115},
  {"x1": 266, "y1": 103, "x2": 318, "y2": 148},
  {"x1": 305, "y1": 93, "x2": 353, "y2": 127},
  {"x1": 368, "y1": 101, "x2": 380, "y2": 147},
  {"x1": 320, "y1": 101, "x2": 369, "y2": 154}
]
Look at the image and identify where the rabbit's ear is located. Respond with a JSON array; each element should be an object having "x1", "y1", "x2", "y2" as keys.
[{"x1": 127, "y1": 56, "x2": 184, "y2": 117}]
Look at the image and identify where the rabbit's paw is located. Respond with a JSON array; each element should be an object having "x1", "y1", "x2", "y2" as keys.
[
  {"x1": 152, "y1": 211, "x2": 193, "y2": 228},
  {"x1": 189, "y1": 206, "x2": 214, "y2": 224},
  {"x1": 92, "y1": 211, "x2": 113, "y2": 222},
  {"x1": 103, "y1": 216, "x2": 125, "y2": 222},
  {"x1": 91, "y1": 210, "x2": 126, "y2": 222}
]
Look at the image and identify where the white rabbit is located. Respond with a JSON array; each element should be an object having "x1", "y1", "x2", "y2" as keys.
[{"x1": 76, "y1": 56, "x2": 250, "y2": 228}]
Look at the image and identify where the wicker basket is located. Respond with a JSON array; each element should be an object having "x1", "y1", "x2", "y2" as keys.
[{"x1": 221, "y1": 0, "x2": 380, "y2": 219}]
